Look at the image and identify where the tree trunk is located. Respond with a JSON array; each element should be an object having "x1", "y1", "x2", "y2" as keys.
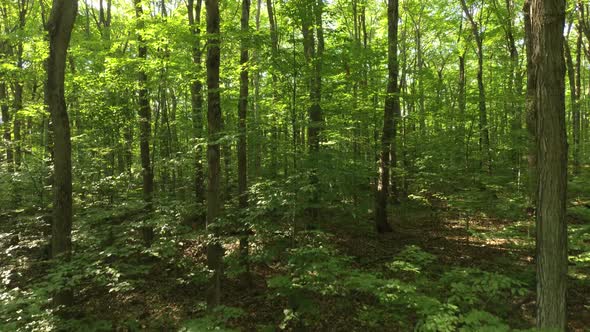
[
  {"x1": 573, "y1": 27, "x2": 582, "y2": 175},
  {"x1": 531, "y1": 0, "x2": 568, "y2": 329},
  {"x1": 564, "y1": 36, "x2": 579, "y2": 175},
  {"x1": 0, "y1": 82, "x2": 12, "y2": 172},
  {"x1": 188, "y1": 0, "x2": 205, "y2": 203},
  {"x1": 267, "y1": 0, "x2": 279, "y2": 178},
  {"x1": 301, "y1": 0, "x2": 324, "y2": 221},
  {"x1": 13, "y1": 1, "x2": 27, "y2": 170},
  {"x1": 458, "y1": 52, "x2": 467, "y2": 164},
  {"x1": 238, "y1": 0, "x2": 251, "y2": 285},
  {"x1": 205, "y1": 0, "x2": 223, "y2": 308},
  {"x1": 460, "y1": 0, "x2": 491, "y2": 172},
  {"x1": 134, "y1": 0, "x2": 154, "y2": 245},
  {"x1": 504, "y1": 0, "x2": 523, "y2": 174},
  {"x1": 374, "y1": 0, "x2": 398, "y2": 234},
  {"x1": 523, "y1": 0, "x2": 537, "y2": 207},
  {"x1": 46, "y1": 0, "x2": 77, "y2": 308}
]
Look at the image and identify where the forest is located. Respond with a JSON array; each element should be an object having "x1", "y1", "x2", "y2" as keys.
[{"x1": 0, "y1": 0, "x2": 589, "y2": 330}]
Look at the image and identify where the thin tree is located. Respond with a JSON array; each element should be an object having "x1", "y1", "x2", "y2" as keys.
[
  {"x1": 187, "y1": 0, "x2": 205, "y2": 203},
  {"x1": 205, "y1": 0, "x2": 223, "y2": 308},
  {"x1": 531, "y1": 0, "x2": 568, "y2": 329},
  {"x1": 374, "y1": 0, "x2": 398, "y2": 234},
  {"x1": 302, "y1": 0, "x2": 324, "y2": 220},
  {"x1": 134, "y1": 0, "x2": 155, "y2": 245},
  {"x1": 46, "y1": 0, "x2": 77, "y2": 308},
  {"x1": 523, "y1": 0, "x2": 537, "y2": 206},
  {"x1": 573, "y1": 20, "x2": 582, "y2": 175},
  {"x1": 459, "y1": 0, "x2": 491, "y2": 172},
  {"x1": 238, "y1": 0, "x2": 251, "y2": 284},
  {"x1": 0, "y1": 81, "x2": 12, "y2": 172}
]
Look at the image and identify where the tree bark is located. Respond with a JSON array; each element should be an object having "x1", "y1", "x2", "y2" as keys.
[
  {"x1": 374, "y1": 0, "x2": 398, "y2": 234},
  {"x1": 134, "y1": 0, "x2": 154, "y2": 245},
  {"x1": 0, "y1": 82, "x2": 12, "y2": 172},
  {"x1": 188, "y1": 0, "x2": 205, "y2": 203},
  {"x1": 267, "y1": 0, "x2": 279, "y2": 177},
  {"x1": 523, "y1": 0, "x2": 537, "y2": 207},
  {"x1": 238, "y1": 0, "x2": 250, "y2": 285},
  {"x1": 205, "y1": 0, "x2": 223, "y2": 308},
  {"x1": 531, "y1": 0, "x2": 568, "y2": 329},
  {"x1": 301, "y1": 0, "x2": 324, "y2": 221},
  {"x1": 46, "y1": 0, "x2": 77, "y2": 308},
  {"x1": 460, "y1": 0, "x2": 491, "y2": 172},
  {"x1": 573, "y1": 26, "x2": 582, "y2": 175},
  {"x1": 564, "y1": 36, "x2": 579, "y2": 175}
]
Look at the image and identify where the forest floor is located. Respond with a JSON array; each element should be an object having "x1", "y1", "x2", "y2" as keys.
[{"x1": 1, "y1": 171, "x2": 589, "y2": 331}]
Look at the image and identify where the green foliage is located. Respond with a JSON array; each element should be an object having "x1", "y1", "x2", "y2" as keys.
[
  {"x1": 180, "y1": 305, "x2": 243, "y2": 332},
  {"x1": 459, "y1": 310, "x2": 510, "y2": 332},
  {"x1": 439, "y1": 267, "x2": 529, "y2": 309}
]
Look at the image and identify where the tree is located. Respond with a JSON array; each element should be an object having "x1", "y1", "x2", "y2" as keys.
[
  {"x1": 0, "y1": 81, "x2": 12, "y2": 172},
  {"x1": 238, "y1": 0, "x2": 251, "y2": 284},
  {"x1": 205, "y1": 0, "x2": 223, "y2": 308},
  {"x1": 531, "y1": 0, "x2": 568, "y2": 329},
  {"x1": 374, "y1": 0, "x2": 398, "y2": 234},
  {"x1": 187, "y1": 0, "x2": 205, "y2": 203},
  {"x1": 523, "y1": 0, "x2": 537, "y2": 206},
  {"x1": 46, "y1": 0, "x2": 78, "y2": 307},
  {"x1": 134, "y1": 0, "x2": 155, "y2": 245},
  {"x1": 460, "y1": 0, "x2": 491, "y2": 172}
]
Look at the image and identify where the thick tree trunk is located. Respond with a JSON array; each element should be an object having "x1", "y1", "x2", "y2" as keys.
[
  {"x1": 134, "y1": 0, "x2": 154, "y2": 245},
  {"x1": 531, "y1": 0, "x2": 568, "y2": 329},
  {"x1": 205, "y1": 0, "x2": 223, "y2": 308},
  {"x1": 238, "y1": 0, "x2": 250, "y2": 285},
  {"x1": 46, "y1": 0, "x2": 77, "y2": 308},
  {"x1": 374, "y1": 0, "x2": 398, "y2": 234}
]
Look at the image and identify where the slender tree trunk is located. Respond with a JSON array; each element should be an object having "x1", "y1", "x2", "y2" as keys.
[
  {"x1": 524, "y1": 0, "x2": 537, "y2": 207},
  {"x1": 291, "y1": 25, "x2": 299, "y2": 171},
  {"x1": 188, "y1": 0, "x2": 205, "y2": 203},
  {"x1": 267, "y1": 0, "x2": 279, "y2": 177},
  {"x1": 134, "y1": 0, "x2": 154, "y2": 245},
  {"x1": 573, "y1": 27, "x2": 582, "y2": 174},
  {"x1": 205, "y1": 0, "x2": 223, "y2": 308},
  {"x1": 460, "y1": 0, "x2": 491, "y2": 172},
  {"x1": 0, "y1": 82, "x2": 12, "y2": 172},
  {"x1": 458, "y1": 52, "x2": 467, "y2": 159},
  {"x1": 252, "y1": 0, "x2": 262, "y2": 178},
  {"x1": 457, "y1": 18, "x2": 467, "y2": 165},
  {"x1": 13, "y1": 81, "x2": 22, "y2": 169},
  {"x1": 13, "y1": 1, "x2": 28, "y2": 170},
  {"x1": 564, "y1": 36, "x2": 579, "y2": 175},
  {"x1": 416, "y1": 21, "x2": 425, "y2": 136},
  {"x1": 46, "y1": 0, "x2": 77, "y2": 308},
  {"x1": 238, "y1": 0, "x2": 251, "y2": 285},
  {"x1": 374, "y1": 0, "x2": 398, "y2": 234},
  {"x1": 301, "y1": 0, "x2": 324, "y2": 221},
  {"x1": 531, "y1": 0, "x2": 568, "y2": 329},
  {"x1": 504, "y1": 0, "x2": 523, "y2": 174}
]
